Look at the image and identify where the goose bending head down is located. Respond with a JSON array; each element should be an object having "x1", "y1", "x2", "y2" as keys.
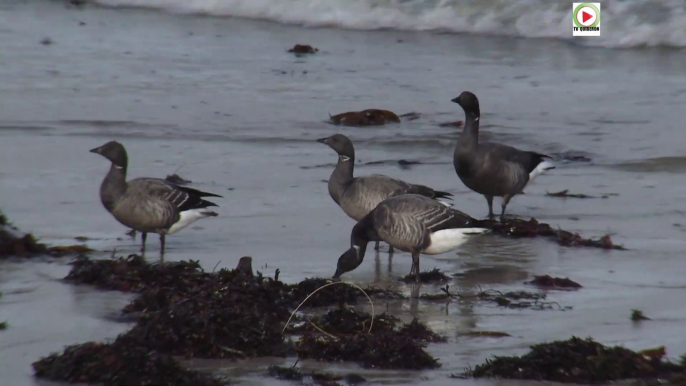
[
  {"x1": 90, "y1": 141, "x2": 222, "y2": 258},
  {"x1": 332, "y1": 194, "x2": 489, "y2": 283},
  {"x1": 317, "y1": 133, "x2": 454, "y2": 254},
  {"x1": 451, "y1": 91, "x2": 555, "y2": 222}
]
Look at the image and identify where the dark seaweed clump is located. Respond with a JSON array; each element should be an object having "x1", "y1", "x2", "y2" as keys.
[
  {"x1": 0, "y1": 211, "x2": 47, "y2": 257},
  {"x1": 0, "y1": 210, "x2": 92, "y2": 258},
  {"x1": 44, "y1": 254, "x2": 442, "y2": 384},
  {"x1": 469, "y1": 337, "x2": 686, "y2": 384},
  {"x1": 295, "y1": 308, "x2": 443, "y2": 370},
  {"x1": 528, "y1": 275, "x2": 582, "y2": 289},
  {"x1": 32, "y1": 338, "x2": 224, "y2": 386},
  {"x1": 288, "y1": 44, "x2": 318, "y2": 54},
  {"x1": 401, "y1": 268, "x2": 451, "y2": 284},
  {"x1": 480, "y1": 217, "x2": 625, "y2": 250}
]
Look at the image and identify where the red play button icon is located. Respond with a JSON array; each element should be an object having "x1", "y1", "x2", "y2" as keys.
[{"x1": 575, "y1": 5, "x2": 598, "y2": 27}]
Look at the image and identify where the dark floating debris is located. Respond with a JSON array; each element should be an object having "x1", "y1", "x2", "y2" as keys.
[
  {"x1": 458, "y1": 331, "x2": 511, "y2": 338},
  {"x1": 360, "y1": 159, "x2": 422, "y2": 169},
  {"x1": 401, "y1": 268, "x2": 451, "y2": 284},
  {"x1": 32, "y1": 338, "x2": 225, "y2": 386},
  {"x1": 46, "y1": 245, "x2": 93, "y2": 257},
  {"x1": 40, "y1": 37, "x2": 53, "y2": 46},
  {"x1": 437, "y1": 120, "x2": 464, "y2": 127},
  {"x1": 466, "y1": 336, "x2": 686, "y2": 384},
  {"x1": 329, "y1": 109, "x2": 400, "y2": 126},
  {"x1": 267, "y1": 364, "x2": 367, "y2": 385},
  {"x1": 555, "y1": 150, "x2": 593, "y2": 163},
  {"x1": 631, "y1": 309, "x2": 651, "y2": 321},
  {"x1": 398, "y1": 112, "x2": 421, "y2": 121},
  {"x1": 527, "y1": 275, "x2": 582, "y2": 289},
  {"x1": 546, "y1": 189, "x2": 608, "y2": 199},
  {"x1": 480, "y1": 217, "x2": 625, "y2": 250},
  {"x1": 288, "y1": 44, "x2": 318, "y2": 54},
  {"x1": 165, "y1": 173, "x2": 192, "y2": 185},
  {"x1": 419, "y1": 285, "x2": 566, "y2": 311}
]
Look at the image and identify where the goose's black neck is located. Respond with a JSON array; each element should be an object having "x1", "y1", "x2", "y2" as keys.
[
  {"x1": 328, "y1": 149, "x2": 355, "y2": 203},
  {"x1": 100, "y1": 163, "x2": 127, "y2": 211},
  {"x1": 460, "y1": 111, "x2": 480, "y2": 145},
  {"x1": 333, "y1": 215, "x2": 374, "y2": 278}
]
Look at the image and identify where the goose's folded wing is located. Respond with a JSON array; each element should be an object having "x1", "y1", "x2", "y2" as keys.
[
  {"x1": 129, "y1": 178, "x2": 219, "y2": 212},
  {"x1": 371, "y1": 203, "x2": 426, "y2": 250},
  {"x1": 417, "y1": 205, "x2": 474, "y2": 232},
  {"x1": 482, "y1": 142, "x2": 550, "y2": 175}
]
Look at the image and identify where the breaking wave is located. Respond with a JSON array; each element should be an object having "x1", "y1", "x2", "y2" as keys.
[{"x1": 94, "y1": 0, "x2": 686, "y2": 48}]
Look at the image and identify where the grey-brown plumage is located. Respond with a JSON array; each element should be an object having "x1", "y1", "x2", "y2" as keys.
[
  {"x1": 451, "y1": 91, "x2": 555, "y2": 222},
  {"x1": 332, "y1": 194, "x2": 488, "y2": 283},
  {"x1": 317, "y1": 134, "x2": 453, "y2": 252},
  {"x1": 90, "y1": 141, "x2": 222, "y2": 257}
]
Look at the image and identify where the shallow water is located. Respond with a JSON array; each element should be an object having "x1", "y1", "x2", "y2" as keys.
[{"x1": 1, "y1": 1, "x2": 686, "y2": 385}]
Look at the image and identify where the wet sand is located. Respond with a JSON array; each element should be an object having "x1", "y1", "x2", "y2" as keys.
[{"x1": 2, "y1": 1, "x2": 686, "y2": 385}]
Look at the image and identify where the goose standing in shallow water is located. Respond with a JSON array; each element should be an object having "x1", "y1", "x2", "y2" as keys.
[
  {"x1": 451, "y1": 91, "x2": 555, "y2": 222},
  {"x1": 90, "y1": 141, "x2": 222, "y2": 258},
  {"x1": 332, "y1": 194, "x2": 488, "y2": 283},
  {"x1": 318, "y1": 134, "x2": 453, "y2": 253}
]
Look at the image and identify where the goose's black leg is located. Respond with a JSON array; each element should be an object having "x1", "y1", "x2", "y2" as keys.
[
  {"x1": 485, "y1": 195, "x2": 495, "y2": 219},
  {"x1": 500, "y1": 194, "x2": 512, "y2": 223},
  {"x1": 411, "y1": 251, "x2": 420, "y2": 283},
  {"x1": 388, "y1": 245, "x2": 394, "y2": 254},
  {"x1": 140, "y1": 232, "x2": 147, "y2": 255},
  {"x1": 159, "y1": 234, "x2": 166, "y2": 263},
  {"x1": 374, "y1": 241, "x2": 380, "y2": 251}
]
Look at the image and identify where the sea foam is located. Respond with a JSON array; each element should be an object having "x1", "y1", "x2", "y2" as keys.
[{"x1": 94, "y1": 0, "x2": 686, "y2": 48}]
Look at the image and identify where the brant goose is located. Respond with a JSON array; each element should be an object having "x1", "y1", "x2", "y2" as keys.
[
  {"x1": 451, "y1": 91, "x2": 554, "y2": 222},
  {"x1": 332, "y1": 194, "x2": 488, "y2": 283},
  {"x1": 90, "y1": 141, "x2": 222, "y2": 257},
  {"x1": 317, "y1": 134, "x2": 453, "y2": 252}
]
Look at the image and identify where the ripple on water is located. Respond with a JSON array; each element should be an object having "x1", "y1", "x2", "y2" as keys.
[{"x1": 610, "y1": 156, "x2": 686, "y2": 173}]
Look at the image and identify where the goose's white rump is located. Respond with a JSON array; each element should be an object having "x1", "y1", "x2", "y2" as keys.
[
  {"x1": 167, "y1": 209, "x2": 217, "y2": 235},
  {"x1": 423, "y1": 227, "x2": 489, "y2": 255},
  {"x1": 528, "y1": 160, "x2": 555, "y2": 184}
]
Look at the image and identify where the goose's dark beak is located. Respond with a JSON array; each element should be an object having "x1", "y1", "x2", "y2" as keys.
[
  {"x1": 316, "y1": 137, "x2": 328, "y2": 144},
  {"x1": 89, "y1": 147, "x2": 100, "y2": 153},
  {"x1": 450, "y1": 97, "x2": 460, "y2": 104}
]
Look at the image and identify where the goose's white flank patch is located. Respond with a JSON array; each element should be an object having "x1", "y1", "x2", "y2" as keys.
[
  {"x1": 167, "y1": 209, "x2": 216, "y2": 234},
  {"x1": 423, "y1": 228, "x2": 489, "y2": 255},
  {"x1": 528, "y1": 160, "x2": 555, "y2": 183}
]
